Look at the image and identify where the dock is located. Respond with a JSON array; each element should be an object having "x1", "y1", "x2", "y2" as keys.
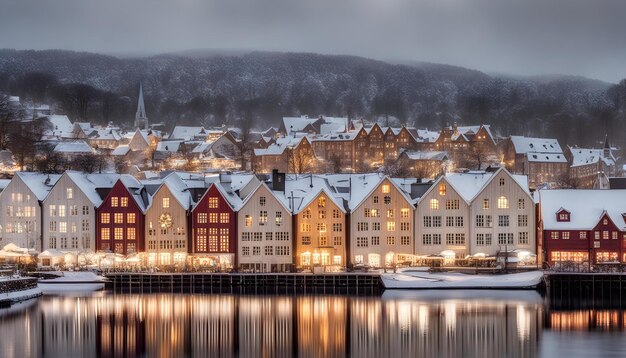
[{"x1": 104, "y1": 272, "x2": 383, "y2": 294}]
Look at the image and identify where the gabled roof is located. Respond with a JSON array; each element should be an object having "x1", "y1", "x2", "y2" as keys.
[
  {"x1": 402, "y1": 151, "x2": 448, "y2": 161},
  {"x1": 192, "y1": 181, "x2": 243, "y2": 212},
  {"x1": 348, "y1": 174, "x2": 414, "y2": 211},
  {"x1": 148, "y1": 173, "x2": 194, "y2": 210},
  {"x1": 62, "y1": 172, "x2": 121, "y2": 207},
  {"x1": 510, "y1": 136, "x2": 563, "y2": 155},
  {"x1": 539, "y1": 189, "x2": 626, "y2": 230},
  {"x1": 53, "y1": 140, "x2": 95, "y2": 154},
  {"x1": 15, "y1": 172, "x2": 62, "y2": 201},
  {"x1": 568, "y1": 146, "x2": 615, "y2": 167},
  {"x1": 169, "y1": 126, "x2": 206, "y2": 140},
  {"x1": 236, "y1": 180, "x2": 292, "y2": 213}
]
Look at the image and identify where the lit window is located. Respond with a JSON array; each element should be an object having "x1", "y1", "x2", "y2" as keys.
[
  {"x1": 127, "y1": 228, "x2": 136, "y2": 240},
  {"x1": 121, "y1": 197, "x2": 128, "y2": 207},
  {"x1": 497, "y1": 196, "x2": 508, "y2": 209},
  {"x1": 127, "y1": 213, "x2": 136, "y2": 224},
  {"x1": 387, "y1": 222, "x2": 395, "y2": 231},
  {"x1": 220, "y1": 213, "x2": 229, "y2": 224},
  {"x1": 430, "y1": 199, "x2": 439, "y2": 210},
  {"x1": 66, "y1": 188, "x2": 73, "y2": 199},
  {"x1": 114, "y1": 228, "x2": 123, "y2": 240},
  {"x1": 101, "y1": 213, "x2": 110, "y2": 224},
  {"x1": 162, "y1": 197, "x2": 170, "y2": 208},
  {"x1": 208, "y1": 197, "x2": 218, "y2": 209},
  {"x1": 483, "y1": 199, "x2": 489, "y2": 210},
  {"x1": 382, "y1": 184, "x2": 390, "y2": 194},
  {"x1": 198, "y1": 213, "x2": 207, "y2": 223},
  {"x1": 245, "y1": 215, "x2": 252, "y2": 226},
  {"x1": 318, "y1": 197, "x2": 326, "y2": 207},
  {"x1": 114, "y1": 213, "x2": 123, "y2": 224},
  {"x1": 111, "y1": 197, "x2": 119, "y2": 207},
  {"x1": 400, "y1": 208, "x2": 409, "y2": 218},
  {"x1": 439, "y1": 183, "x2": 446, "y2": 196}
]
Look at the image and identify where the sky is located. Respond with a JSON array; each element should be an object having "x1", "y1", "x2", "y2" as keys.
[{"x1": 0, "y1": 0, "x2": 625, "y2": 83}]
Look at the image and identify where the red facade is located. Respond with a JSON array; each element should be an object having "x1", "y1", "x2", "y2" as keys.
[
  {"x1": 545, "y1": 212, "x2": 625, "y2": 265},
  {"x1": 96, "y1": 180, "x2": 145, "y2": 255},
  {"x1": 191, "y1": 184, "x2": 237, "y2": 259}
]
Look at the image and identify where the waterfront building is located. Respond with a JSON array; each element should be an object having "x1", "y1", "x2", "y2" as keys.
[
  {"x1": 415, "y1": 168, "x2": 535, "y2": 262},
  {"x1": 236, "y1": 171, "x2": 293, "y2": 272},
  {"x1": 42, "y1": 172, "x2": 120, "y2": 264},
  {"x1": 96, "y1": 176, "x2": 148, "y2": 256},
  {"x1": 564, "y1": 136, "x2": 616, "y2": 189},
  {"x1": 538, "y1": 189, "x2": 626, "y2": 266},
  {"x1": 348, "y1": 174, "x2": 415, "y2": 268},
  {"x1": 191, "y1": 180, "x2": 241, "y2": 270},
  {"x1": 0, "y1": 172, "x2": 61, "y2": 251}
]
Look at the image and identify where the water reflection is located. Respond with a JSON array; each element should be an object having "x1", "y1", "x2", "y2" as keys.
[{"x1": 1, "y1": 290, "x2": 620, "y2": 358}]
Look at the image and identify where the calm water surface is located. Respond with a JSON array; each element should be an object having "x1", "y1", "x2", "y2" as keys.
[{"x1": 1, "y1": 290, "x2": 625, "y2": 358}]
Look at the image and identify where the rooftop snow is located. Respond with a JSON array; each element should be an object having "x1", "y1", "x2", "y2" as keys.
[
  {"x1": 539, "y1": 189, "x2": 626, "y2": 230},
  {"x1": 53, "y1": 141, "x2": 94, "y2": 154}
]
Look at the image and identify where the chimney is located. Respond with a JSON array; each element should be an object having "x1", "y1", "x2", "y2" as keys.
[{"x1": 272, "y1": 169, "x2": 286, "y2": 192}]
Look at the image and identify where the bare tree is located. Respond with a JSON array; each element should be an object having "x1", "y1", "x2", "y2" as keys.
[
  {"x1": 114, "y1": 156, "x2": 130, "y2": 174},
  {"x1": 34, "y1": 143, "x2": 67, "y2": 173},
  {"x1": 382, "y1": 158, "x2": 411, "y2": 178},
  {"x1": 0, "y1": 93, "x2": 22, "y2": 150},
  {"x1": 235, "y1": 119, "x2": 254, "y2": 170},
  {"x1": 178, "y1": 142, "x2": 198, "y2": 171},
  {"x1": 288, "y1": 146, "x2": 316, "y2": 174}
]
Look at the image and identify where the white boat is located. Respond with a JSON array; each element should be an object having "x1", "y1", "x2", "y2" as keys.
[
  {"x1": 38, "y1": 271, "x2": 107, "y2": 294},
  {"x1": 381, "y1": 270, "x2": 544, "y2": 290}
]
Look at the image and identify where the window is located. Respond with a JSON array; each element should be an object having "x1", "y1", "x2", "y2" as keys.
[
  {"x1": 259, "y1": 196, "x2": 266, "y2": 206},
  {"x1": 498, "y1": 215, "x2": 510, "y2": 227},
  {"x1": 114, "y1": 213, "x2": 123, "y2": 224},
  {"x1": 400, "y1": 222, "x2": 410, "y2": 231},
  {"x1": 318, "y1": 197, "x2": 326, "y2": 207},
  {"x1": 439, "y1": 183, "x2": 446, "y2": 196},
  {"x1": 318, "y1": 210, "x2": 326, "y2": 219},
  {"x1": 446, "y1": 216, "x2": 454, "y2": 227},
  {"x1": 111, "y1": 197, "x2": 119, "y2": 207},
  {"x1": 320, "y1": 236, "x2": 328, "y2": 246},
  {"x1": 387, "y1": 222, "x2": 395, "y2": 231},
  {"x1": 162, "y1": 197, "x2": 170, "y2": 208},
  {"x1": 595, "y1": 232, "x2": 600, "y2": 240},
  {"x1": 209, "y1": 213, "x2": 218, "y2": 223},
  {"x1": 422, "y1": 234, "x2": 441, "y2": 245},
  {"x1": 498, "y1": 233, "x2": 514, "y2": 245},
  {"x1": 266, "y1": 232, "x2": 273, "y2": 241},
  {"x1": 114, "y1": 228, "x2": 123, "y2": 240},
  {"x1": 401, "y1": 208, "x2": 410, "y2": 218},
  {"x1": 303, "y1": 209, "x2": 311, "y2": 219},
  {"x1": 580, "y1": 231, "x2": 587, "y2": 239},
  {"x1": 401, "y1": 236, "x2": 410, "y2": 245},
  {"x1": 497, "y1": 196, "x2": 508, "y2": 209},
  {"x1": 127, "y1": 227, "x2": 136, "y2": 240},
  {"x1": 430, "y1": 199, "x2": 439, "y2": 210},
  {"x1": 101, "y1": 213, "x2": 110, "y2": 224},
  {"x1": 59, "y1": 222, "x2": 67, "y2": 233},
  {"x1": 58, "y1": 205, "x2": 66, "y2": 217},
  {"x1": 373, "y1": 196, "x2": 379, "y2": 204},
  {"x1": 384, "y1": 196, "x2": 391, "y2": 204},
  {"x1": 603, "y1": 231, "x2": 609, "y2": 240},
  {"x1": 259, "y1": 211, "x2": 267, "y2": 225},
  {"x1": 242, "y1": 247, "x2": 250, "y2": 256},
  {"x1": 101, "y1": 228, "x2": 110, "y2": 240},
  {"x1": 198, "y1": 213, "x2": 207, "y2": 223},
  {"x1": 518, "y1": 215, "x2": 528, "y2": 227},
  {"x1": 455, "y1": 216, "x2": 464, "y2": 227},
  {"x1": 220, "y1": 229, "x2": 229, "y2": 251},
  {"x1": 371, "y1": 236, "x2": 380, "y2": 245},
  {"x1": 387, "y1": 236, "x2": 395, "y2": 245},
  {"x1": 302, "y1": 236, "x2": 311, "y2": 245},
  {"x1": 519, "y1": 232, "x2": 529, "y2": 245},
  {"x1": 221, "y1": 213, "x2": 230, "y2": 224},
  {"x1": 382, "y1": 184, "x2": 390, "y2": 194},
  {"x1": 483, "y1": 199, "x2": 489, "y2": 209},
  {"x1": 208, "y1": 197, "x2": 218, "y2": 209},
  {"x1": 613, "y1": 232, "x2": 618, "y2": 240},
  {"x1": 356, "y1": 237, "x2": 369, "y2": 247},
  {"x1": 333, "y1": 223, "x2": 342, "y2": 232},
  {"x1": 83, "y1": 206, "x2": 89, "y2": 215},
  {"x1": 446, "y1": 233, "x2": 465, "y2": 245},
  {"x1": 121, "y1": 197, "x2": 128, "y2": 207},
  {"x1": 476, "y1": 233, "x2": 492, "y2": 246},
  {"x1": 357, "y1": 222, "x2": 368, "y2": 231},
  {"x1": 499, "y1": 178, "x2": 505, "y2": 186},
  {"x1": 333, "y1": 209, "x2": 341, "y2": 219},
  {"x1": 518, "y1": 199, "x2": 525, "y2": 209},
  {"x1": 476, "y1": 215, "x2": 492, "y2": 228},
  {"x1": 372, "y1": 222, "x2": 380, "y2": 231},
  {"x1": 387, "y1": 209, "x2": 394, "y2": 218},
  {"x1": 317, "y1": 223, "x2": 327, "y2": 233},
  {"x1": 70, "y1": 205, "x2": 78, "y2": 216},
  {"x1": 551, "y1": 232, "x2": 559, "y2": 240},
  {"x1": 558, "y1": 212, "x2": 570, "y2": 221},
  {"x1": 562, "y1": 232, "x2": 570, "y2": 240},
  {"x1": 49, "y1": 205, "x2": 57, "y2": 217},
  {"x1": 66, "y1": 188, "x2": 73, "y2": 199},
  {"x1": 245, "y1": 215, "x2": 252, "y2": 226},
  {"x1": 445, "y1": 200, "x2": 459, "y2": 210},
  {"x1": 264, "y1": 246, "x2": 274, "y2": 255},
  {"x1": 209, "y1": 229, "x2": 218, "y2": 251},
  {"x1": 334, "y1": 236, "x2": 342, "y2": 246},
  {"x1": 301, "y1": 223, "x2": 311, "y2": 232}
]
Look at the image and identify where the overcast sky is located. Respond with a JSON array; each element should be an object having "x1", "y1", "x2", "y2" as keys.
[{"x1": 0, "y1": 0, "x2": 625, "y2": 82}]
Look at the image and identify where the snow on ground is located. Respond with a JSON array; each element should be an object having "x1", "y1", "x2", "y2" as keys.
[
  {"x1": 381, "y1": 270, "x2": 544, "y2": 289},
  {"x1": 0, "y1": 287, "x2": 42, "y2": 303}
]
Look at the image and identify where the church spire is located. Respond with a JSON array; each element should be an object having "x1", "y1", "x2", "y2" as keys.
[{"x1": 134, "y1": 81, "x2": 148, "y2": 130}]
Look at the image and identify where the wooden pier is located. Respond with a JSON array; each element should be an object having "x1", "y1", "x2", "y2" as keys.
[
  {"x1": 545, "y1": 273, "x2": 626, "y2": 308},
  {"x1": 104, "y1": 272, "x2": 382, "y2": 294}
]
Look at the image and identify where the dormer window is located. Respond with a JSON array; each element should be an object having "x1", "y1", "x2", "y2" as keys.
[{"x1": 556, "y1": 209, "x2": 570, "y2": 222}]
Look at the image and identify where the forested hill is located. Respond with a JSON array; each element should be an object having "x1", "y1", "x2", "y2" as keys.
[{"x1": 0, "y1": 48, "x2": 625, "y2": 147}]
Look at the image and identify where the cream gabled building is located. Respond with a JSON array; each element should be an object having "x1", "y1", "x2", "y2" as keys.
[
  {"x1": 237, "y1": 175, "x2": 293, "y2": 273},
  {"x1": 42, "y1": 172, "x2": 120, "y2": 260},
  {"x1": 415, "y1": 168, "x2": 535, "y2": 261},
  {"x1": 348, "y1": 174, "x2": 415, "y2": 268},
  {"x1": 0, "y1": 172, "x2": 61, "y2": 251},
  {"x1": 144, "y1": 174, "x2": 192, "y2": 267}
]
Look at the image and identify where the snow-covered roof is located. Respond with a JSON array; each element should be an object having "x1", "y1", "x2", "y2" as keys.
[
  {"x1": 450, "y1": 125, "x2": 494, "y2": 142},
  {"x1": 111, "y1": 145, "x2": 130, "y2": 156},
  {"x1": 569, "y1": 146, "x2": 615, "y2": 167},
  {"x1": 510, "y1": 136, "x2": 563, "y2": 155},
  {"x1": 414, "y1": 129, "x2": 440, "y2": 142},
  {"x1": 16, "y1": 172, "x2": 62, "y2": 201},
  {"x1": 403, "y1": 151, "x2": 448, "y2": 161},
  {"x1": 118, "y1": 175, "x2": 148, "y2": 213},
  {"x1": 169, "y1": 126, "x2": 206, "y2": 141},
  {"x1": 53, "y1": 141, "x2": 95, "y2": 154},
  {"x1": 539, "y1": 189, "x2": 626, "y2": 230},
  {"x1": 254, "y1": 136, "x2": 307, "y2": 156},
  {"x1": 88, "y1": 128, "x2": 122, "y2": 141},
  {"x1": 152, "y1": 173, "x2": 194, "y2": 210},
  {"x1": 527, "y1": 153, "x2": 567, "y2": 163},
  {"x1": 156, "y1": 141, "x2": 184, "y2": 153},
  {"x1": 43, "y1": 115, "x2": 74, "y2": 138},
  {"x1": 62, "y1": 172, "x2": 121, "y2": 207},
  {"x1": 282, "y1": 116, "x2": 317, "y2": 133},
  {"x1": 438, "y1": 168, "x2": 530, "y2": 203}
]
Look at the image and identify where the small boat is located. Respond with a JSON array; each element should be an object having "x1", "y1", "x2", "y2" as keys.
[{"x1": 38, "y1": 271, "x2": 107, "y2": 294}]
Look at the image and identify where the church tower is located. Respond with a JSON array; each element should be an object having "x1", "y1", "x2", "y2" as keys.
[{"x1": 134, "y1": 82, "x2": 149, "y2": 130}]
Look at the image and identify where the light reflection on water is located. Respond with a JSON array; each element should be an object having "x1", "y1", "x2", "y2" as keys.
[{"x1": 0, "y1": 290, "x2": 625, "y2": 357}]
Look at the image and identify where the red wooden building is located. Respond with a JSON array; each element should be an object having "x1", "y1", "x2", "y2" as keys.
[
  {"x1": 190, "y1": 182, "x2": 239, "y2": 270},
  {"x1": 539, "y1": 189, "x2": 626, "y2": 267},
  {"x1": 96, "y1": 178, "x2": 147, "y2": 255}
]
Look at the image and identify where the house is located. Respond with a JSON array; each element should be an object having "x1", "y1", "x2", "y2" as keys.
[
  {"x1": 498, "y1": 136, "x2": 569, "y2": 189},
  {"x1": 236, "y1": 171, "x2": 293, "y2": 272},
  {"x1": 127, "y1": 129, "x2": 161, "y2": 152},
  {"x1": 348, "y1": 174, "x2": 415, "y2": 268},
  {"x1": 538, "y1": 189, "x2": 626, "y2": 267},
  {"x1": 144, "y1": 173, "x2": 193, "y2": 267},
  {"x1": 291, "y1": 175, "x2": 348, "y2": 270},
  {"x1": 190, "y1": 179, "x2": 241, "y2": 270},
  {"x1": 192, "y1": 133, "x2": 241, "y2": 170},
  {"x1": 0, "y1": 172, "x2": 61, "y2": 251},
  {"x1": 397, "y1": 151, "x2": 449, "y2": 178},
  {"x1": 40, "y1": 115, "x2": 74, "y2": 140},
  {"x1": 86, "y1": 128, "x2": 123, "y2": 150},
  {"x1": 415, "y1": 168, "x2": 535, "y2": 263},
  {"x1": 96, "y1": 176, "x2": 148, "y2": 256},
  {"x1": 433, "y1": 123, "x2": 498, "y2": 169},
  {"x1": 253, "y1": 136, "x2": 316, "y2": 173},
  {"x1": 564, "y1": 137, "x2": 617, "y2": 189},
  {"x1": 53, "y1": 140, "x2": 96, "y2": 160},
  {"x1": 169, "y1": 126, "x2": 209, "y2": 141},
  {"x1": 41, "y1": 172, "x2": 120, "y2": 266}
]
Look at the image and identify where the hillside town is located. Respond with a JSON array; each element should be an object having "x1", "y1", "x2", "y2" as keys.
[{"x1": 0, "y1": 84, "x2": 624, "y2": 273}]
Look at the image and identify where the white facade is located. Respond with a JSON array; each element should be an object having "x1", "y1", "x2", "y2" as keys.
[
  {"x1": 237, "y1": 183, "x2": 293, "y2": 272},
  {"x1": 0, "y1": 173, "x2": 61, "y2": 251}
]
